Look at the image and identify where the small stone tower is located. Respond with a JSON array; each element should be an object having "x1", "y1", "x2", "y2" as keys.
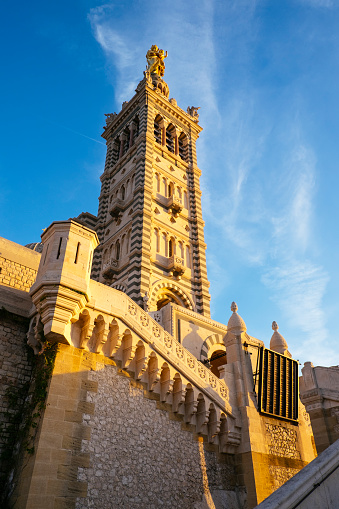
[
  {"x1": 29, "y1": 220, "x2": 99, "y2": 340},
  {"x1": 91, "y1": 46, "x2": 211, "y2": 316}
]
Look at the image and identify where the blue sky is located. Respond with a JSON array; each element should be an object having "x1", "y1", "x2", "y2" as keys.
[{"x1": 1, "y1": 0, "x2": 339, "y2": 367}]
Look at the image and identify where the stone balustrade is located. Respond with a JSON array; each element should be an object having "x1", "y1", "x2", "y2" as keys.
[{"x1": 28, "y1": 279, "x2": 241, "y2": 452}]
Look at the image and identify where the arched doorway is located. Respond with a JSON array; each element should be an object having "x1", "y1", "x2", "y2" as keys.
[{"x1": 210, "y1": 349, "x2": 227, "y2": 378}]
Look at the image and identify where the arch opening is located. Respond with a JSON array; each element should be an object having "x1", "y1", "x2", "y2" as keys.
[{"x1": 210, "y1": 349, "x2": 227, "y2": 378}]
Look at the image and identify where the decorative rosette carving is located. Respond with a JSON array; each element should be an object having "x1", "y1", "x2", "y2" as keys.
[
  {"x1": 128, "y1": 303, "x2": 137, "y2": 316},
  {"x1": 209, "y1": 375, "x2": 217, "y2": 388},
  {"x1": 176, "y1": 345, "x2": 184, "y2": 358},
  {"x1": 219, "y1": 385, "x2": 227, "y2": 398},
  {"x1": 198, "y1": 365, "x2": 206, "y2": 379},
  {"x1": 152, "y1": 325, "x2": 161, "y2": 338},
  {"x1": 187, "y1": 355, "x2": 195, "y2": 369},
  {"x1": 140, "y1": 313, "x2": 149, "y2": 327},
  {"x1": 164, "y1": 334, "x2": 172, "y2": 348}
]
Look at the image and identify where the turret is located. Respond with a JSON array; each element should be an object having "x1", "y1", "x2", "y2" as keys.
[{"x1": 29, "y1": 220, "x2": 99, "y2": 341}]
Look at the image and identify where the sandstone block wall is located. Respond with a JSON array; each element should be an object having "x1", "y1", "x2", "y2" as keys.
[
  {"x1": 0, "y1": 237, "x2": 40, "y2": 292},
  {"x1": 0, "y1": 312, "x2": 33, "y2": 491}
]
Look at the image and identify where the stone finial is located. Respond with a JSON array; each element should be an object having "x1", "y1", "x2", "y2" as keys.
[
  {"x1": 231, "y1": 302, "x2": 238, "y2": 313},
  {"x1": 270, "y1": 322, "x2": 289, "y2": 356},
  {"x1": 227, "y1": 302, "x2": 246, "y2": 333}
]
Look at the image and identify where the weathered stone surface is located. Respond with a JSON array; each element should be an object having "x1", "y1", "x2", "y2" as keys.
[
  {"x1": 75, "y1": 363, "x2": 238, "y2": 509},
  {"x1": 0, "y1": 313, "x2": 32, "y2": 489}
]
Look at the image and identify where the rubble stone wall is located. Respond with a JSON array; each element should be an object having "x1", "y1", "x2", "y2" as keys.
[
  {"x1": 75, "y1": 360, "x2": 244, "y2": 509},
  {"x1": 0, "y1": 312, "x2": 32, "y2": 489}
]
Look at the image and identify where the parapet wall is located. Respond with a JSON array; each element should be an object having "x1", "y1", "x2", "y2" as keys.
[{"x1": 0, "y1": 237, "x2": 40, "y2": 292}]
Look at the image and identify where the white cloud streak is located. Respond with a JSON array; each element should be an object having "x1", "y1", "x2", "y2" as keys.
[{"x1": 88, "y1": 1, "x2": 218, "y2": 116}]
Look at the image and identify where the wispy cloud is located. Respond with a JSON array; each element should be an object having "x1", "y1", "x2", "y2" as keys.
[
  {"x1": 262, "y1": 261, "x2": 331, "y2": 363},
  {"x1": 260, "y1": 138, "x2": 331, "y2": 362},
  {"x1": 88, "y1": 6, "x2": 140, "y2": 103},
  {"x1": 271, "y1": 141, "x2": 316, "y2": 255},
  {"x1": 88, "y1": 1, "x2": 218, "y2": 115}
]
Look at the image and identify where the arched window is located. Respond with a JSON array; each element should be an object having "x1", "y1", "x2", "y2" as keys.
[
  {"x1": 178, "y1": 133, "x2": 188, "y2": 162},
  {"x1": 123, "y1": 128, "x2": 129, "y2": 155},
  {"x1": 162, "y1": 177, "x2": 167, "y2": 197},
  {"x1": 166, "y1": 125, "x2": 175, "y2": 153},
  {"x1": 153, "y1": 229, "x2": 160, "y2": 253},
  {"x1": 154, "y1": 115, "x2": 162, "y2": 144},
  {"x1": 168, "y1": 182, "x2": 174, "y2": 197},
  {"x1": 169, "y1": 238, "x2": 174, "y2": 257},
  {"x1": 116, "y1": 240, "x2": 120, "y2": 260},
  {"x1": 120, "y1": 185, "x2": 125, "y2": 200},
  {"x1": 156, "y1": 291, "x2": 181, "y2": 310},
  {"x1": 161, "y1": 233, "x2": 167, "y2": 256},
  {"x1": 112, "y1": 137, "x2": 120, "y2": 164},
  {"x1": 154, "y1": 173, "x2": 160, "y2": 193}
]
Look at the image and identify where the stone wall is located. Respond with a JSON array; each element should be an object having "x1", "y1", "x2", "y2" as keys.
[
  {"x1": 76, "y1": 361, "x2": 244, "y2": 509},
  {"x1": 0, "y1": 237, "x2": 40, "y2": 292},
  {"x1": 256, "y1": 438, "x2": 339, "y2": 509},
  {"x1": 0, "y1": 257, "x2": 37, "y2": 292},
  {"x1": 0, "y1": 311, "x2": 33, "y2": 492},
  {"x1": 10, "y1": 344, "x2": 246, "y2": 509},
  {"x1": 300, "y1": 362, "x2": 339, "y2": 453}
]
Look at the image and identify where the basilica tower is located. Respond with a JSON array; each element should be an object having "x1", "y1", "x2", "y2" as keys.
[{"x1": 92, "y1": 46, "x2": 211, "y2": 316}]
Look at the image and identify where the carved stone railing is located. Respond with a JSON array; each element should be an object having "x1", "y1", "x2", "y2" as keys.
[
  {"x1": 87, "y1": 281, "x2": 233, "y2": 417},
  {"x1": 29, "y1": 277, "x2": 241, "y2": 452}
]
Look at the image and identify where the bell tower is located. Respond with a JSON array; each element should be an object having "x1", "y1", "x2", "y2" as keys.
[{"x1": 92, "y1": 46, "x2": 211, "y2": 316}]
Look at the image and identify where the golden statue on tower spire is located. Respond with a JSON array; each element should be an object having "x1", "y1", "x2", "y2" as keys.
[{"x1": 146, "y1": 45, "x2": 167, "y2": 77}]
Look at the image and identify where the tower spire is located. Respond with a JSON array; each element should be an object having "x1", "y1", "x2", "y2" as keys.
[{"x1": 91, "y1": 47, "x2": 211, "y2": 316}]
